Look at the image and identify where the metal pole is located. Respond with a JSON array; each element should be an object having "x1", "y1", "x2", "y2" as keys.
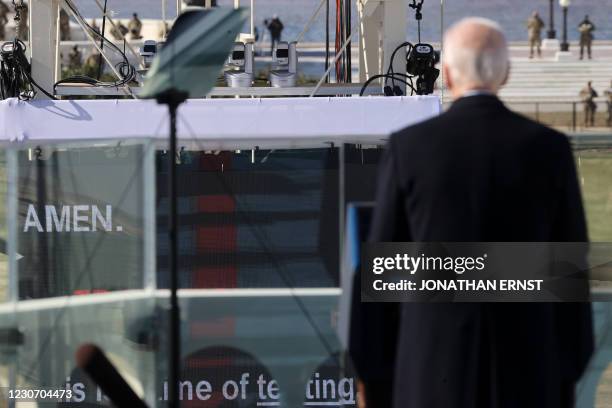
[
  {"x1": 250, "y1": 0, "x2": 255, "y2": 37},
  {"x1": 155, "y1": 88, "x2": 187, "y2": 408},
  {"x1": 177, "y1": 0, "x2": 182, "y2": 15},
  {"x1": 546, "y1": 0, "x2": 556, "y2": 39},
  {"x1": 310, "y1": 21, "x2": 358, "y2": 97},
  {"x1": 325, "y1": 0, "x2": 329, "y2": 83},
  {"x1": 162, "y1": 0, "x2": 167, "y2": 37},
  {"x1": 560, "y1": 6, "x2": 569, "y2": 51},
  {"x1": 168, "y1": 101, "x2": 180, "y2": 408},
  {"x1": 97, "y1": 0, "x2": 108, "y2": 80}
]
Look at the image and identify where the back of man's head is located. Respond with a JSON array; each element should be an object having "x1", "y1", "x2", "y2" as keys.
[{"x1": 442, "y1": 17, "x2": 509, "y2": 98}]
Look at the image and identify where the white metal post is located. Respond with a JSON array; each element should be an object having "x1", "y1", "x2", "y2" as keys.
[
  {"x1": 358, "y1": 0, "x2": 408, "y2": 93},
  {"x1": 177, "y1": 0, "x2": 182, "y2": 15},
  {"x1": 29, "y1": 0, "x2": 61, "y2": 99},
  {"x1": 250, "y1": 0, "x2": 255, "y2": 37},
  {"x1": 162, "y1": 0, "x2": 167, "y2": 35},
  {"x1": 358, "y1": 0, "x2": 381, "y2": 82},
  {"x1": 382, "y1": 0, "x2": 407, "y2": 88}
]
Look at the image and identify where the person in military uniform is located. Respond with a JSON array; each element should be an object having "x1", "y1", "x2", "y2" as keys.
[
  {"x1": 68, "y1": 45, "x2": 82, "y2": 70},
  {"x1": 578, "y1": 15, "x2": 595, "y2": 60},
  {"x1": 265, "y1": 15, "x2": 284, "y2": 56},
  {"x1": 0, "y1": 2, "x2": 10, "y2": 41},
  {"x1": 60, "y1": 8, "x2": 71, "y2": 41},
  {"x1": 158, "y1": 21, "x2": 169, "y2": 39},
  {"x1": 604, "y1": 80, "x2": 612, "y2": 127},
  {"x1": 526, "y1": 11, "x2": 544, "y2": 59},
  {"x1": 579, "y1": 81, "x2": 598, "y2": 127},
  {"x1": 128, "y1": 13, "x2": 143, "y2": 40},
  {"x1": 110, "y1": 22, "x2": 129, "y2": 41},
  {"x1": 16, "y1": 3, "x2": 28, "y2": 41},
  {"x1": 84, "y1": 50, "x2": 104, "y2": 77},
  {"x1": 91, "y1": 19, "x2": 100, "y2": 35}
]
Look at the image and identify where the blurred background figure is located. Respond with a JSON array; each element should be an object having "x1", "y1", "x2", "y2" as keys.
[
  {"x1": 265, "y1": 15, "x2": 284, "y2": 56},
  {"x1": 110, "y1": 21, "x2": 129, "y2": 40},
  {"x1": 580, "y1": 81, "x2": 598, "y2": 127},
  {"x1": 604, "y1": 80, "x2": 612, "y2": 127},
  {"x1": 90, "y1": 19, "x2": 100, "y2": 35},
  {"x1": 0, "y1": 1, "x2": 9, "y2": 41},
  {"x1": 158, "y1": 21, "x2": 169, "y2": 40},
  {"x1": 128, "y1": 13, "x2": 143, "y2": 40},
  {"x1": 68, "y1": 45, "x2": 82, "y2": 70},
  {"x1": 60, "y1": 8, "x2": 71, "y2": 41},
  {"x1": 84, "y1": 50, "x2": 103, "y2": 77},
  {"x1": 527, "y1": 11, "x2": 544, "y2": 59},
  {"x1": 16, "y1": 3, "x2": 28, "y2": 41},
  {"x1": 578, "y1": 15, "x2": 595, "y2": 60}
]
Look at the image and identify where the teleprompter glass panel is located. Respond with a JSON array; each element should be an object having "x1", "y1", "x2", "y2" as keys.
[
  {"x1": 17, "y1": 143, "x2": 148, "y2": 299},
  {"x1": 0, "y1": 140, "x2": 157, "y2": 406},
  {"x1": 157, "y1": 148, "x2": 341, "y2": 289},
  {"x1": 153, "y1": 146, "x2": 359, "y2": 407}
]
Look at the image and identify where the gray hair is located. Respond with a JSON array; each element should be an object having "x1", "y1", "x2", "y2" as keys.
[{"x1": 442, "y1": 17, "x2": 509, "y2": 91}]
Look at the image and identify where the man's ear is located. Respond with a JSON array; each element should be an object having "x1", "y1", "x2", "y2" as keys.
[
  {"x1": 501, "y1": 61, "x2": 511, "y2": 87},
  {"x1": 443, "y1": 64, "x2": 453, "y2": 91}
]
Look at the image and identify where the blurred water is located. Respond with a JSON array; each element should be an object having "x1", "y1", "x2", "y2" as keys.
[{"x1": 73, "y1": 0, "x2": 612, "y2": 43}]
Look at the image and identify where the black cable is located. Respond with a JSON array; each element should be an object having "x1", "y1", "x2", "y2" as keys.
[
  {"x1": 325, "y1": 0, "x2": 329, "y2": 83},
  {"x1": 344, "y1": 0, "x2": 351, "y2": 82},
  {"x1": 97, "y1": 0, "x2": 108, "y2": 80},
  {"x1": 359, "y1": 73, "x2": 416, "y2": 96},
  {"x1": 55, "y1": 0, "x2": 136, "y2": 92},
  {"x1": 0, "y1": 39, "x2": 57, "y2": 100},
  {"x1": 386, "y1": 41, "x2": 413, "y2": 89},
  {"x1": 335, "y1": 0, "x2": 341, "y2": 82}
]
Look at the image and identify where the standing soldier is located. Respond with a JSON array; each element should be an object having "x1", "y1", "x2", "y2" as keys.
[
  {"x1": 0, "y1": 2, "x2": 10, "y2": 41},
  {"x1": 91, "y1": 19, "x2": 100, "y2": 35},
  {"x1": 579, "y1": 81, "x2": 598, "y2": 127},
  {"x1": 68, "y1": 45, "x2": 82, "y2": 70},
  {"x1": 16, "y1": 3, "x2": 28, "y2": 41},
  {"x1": 604, "y1": 80, "x2": 612, "y2": 127},
  {"x1": 578, "y1": 15, "x2": 595, "y2": 60},
  {"x1": 84, "y1": 50, "x2": 104, "y2": 77},
  {"x1": 110, "y1": 22, "x2": 129, "y2": 41},
  {"x1": 60, "y1": 8, "x2": 71, "y2": 41},
  {"x1": 265, "y1": 15, "x2": 284, "y2": 56},
  {"x1": 526, "y1": 11, "x2": 544, "y2": 59},
  {"x1": 128, "y1": 13, "x2": 143, "y2": 40}
]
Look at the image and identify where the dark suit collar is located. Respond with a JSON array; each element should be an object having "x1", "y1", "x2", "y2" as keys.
[{"x1": 448, "y1": 93, "x2": 506, "y2": 113}]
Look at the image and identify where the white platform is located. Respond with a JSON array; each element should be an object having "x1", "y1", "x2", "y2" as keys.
[
  {"x1": 542, "y1": 38, "x2": 560, "y2": 50},
  {"x1": 0, "y1": 96, "x2": 441, "y2": 149},
  {"x1": 555, "y1": 50, "x2": 575, "y2": 61}
]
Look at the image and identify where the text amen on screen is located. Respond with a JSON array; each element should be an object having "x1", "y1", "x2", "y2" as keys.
[{"x1": 23, "y1": 204, "x2": 123, "y2": 232}]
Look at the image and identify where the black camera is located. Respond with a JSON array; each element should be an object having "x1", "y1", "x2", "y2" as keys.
[
  {"x1": 406, "y1": 43, "x2": 439, "y2": 95},
  {"x1": 406, "y1": 43, "x2": 433, "y2": 75}
]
